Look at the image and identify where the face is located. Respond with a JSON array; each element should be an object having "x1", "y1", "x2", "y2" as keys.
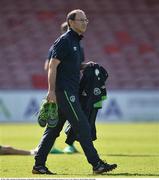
[{"x1": 70, "y1": 11, "x2": 88, "y2": 34}]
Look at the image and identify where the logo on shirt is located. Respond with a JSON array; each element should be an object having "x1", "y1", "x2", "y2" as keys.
[
  {"x1": 73, "y1": 46, "x2": 77, "y2": 51},
  {"x1": 95, "y1": 69, "x2": 100, "y2": 76},
  {"x1": 101, "y1": 85, "x2": 105, "y2": 89},
  {"x1": 70, "y1": 95, "x2": 76, "y2": 102},
  {"x1": 82, "y1": 90, "x2": 87, "y2": 96},
  {"x1": 94, "y1": 88, "x2": 101, "y2": 96}
]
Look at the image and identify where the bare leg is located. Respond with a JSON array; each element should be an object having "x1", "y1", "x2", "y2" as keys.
[{"x1": 0, "y1": 146, "x2": 31, "y2": 155}]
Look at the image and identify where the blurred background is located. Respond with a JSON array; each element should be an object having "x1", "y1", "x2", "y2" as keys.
[{"x1": 0, "y1": 0, "x2": 159, "y2": 122}]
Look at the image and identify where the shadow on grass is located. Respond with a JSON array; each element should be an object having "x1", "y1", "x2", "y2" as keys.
[
  {"x1": 56, "y1": 172, "x2": 159, "y2": 177},
  {"x1": 105, "y1": 154, "x2": 159, "y2": 157},
  {"x1": 106, "y1": 173, "x2": 159, "y2": 177}
]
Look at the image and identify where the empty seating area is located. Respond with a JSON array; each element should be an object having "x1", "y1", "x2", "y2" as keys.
[{"x1": 0, "y1": 0, "x2": 159, "y2": 90}]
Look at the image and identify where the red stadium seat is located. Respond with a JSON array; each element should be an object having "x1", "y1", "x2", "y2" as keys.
[
  {"x1": 31, "y1": 74, "x2": 48, "y2": 89},
  {"x1": 138, "y1": 43, "x2": 154, "y2": 54},
  {"x1": 115, "y1": 31, "x2": 133, "y2": 44},
  {"x1": 104, "y1": 44, "x2": 120, "y2": 54}
]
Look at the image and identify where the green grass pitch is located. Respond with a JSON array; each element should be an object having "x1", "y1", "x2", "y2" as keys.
[{"x1": 0, "y1": 122, "x2": 159, "y2": 178}]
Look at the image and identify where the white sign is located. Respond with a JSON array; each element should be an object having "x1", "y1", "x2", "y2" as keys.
[
  {"x1": 0, "y1": 90, "x2": 159, "y2": 122},
  {"x1": 0, "y1": 90, "x2": 46, "y2": 122},
  {"x1": 97, "y1": 90, "x2": 159, "y2": 122}
]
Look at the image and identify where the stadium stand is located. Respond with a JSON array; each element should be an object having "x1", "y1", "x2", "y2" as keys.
[{"x1": 0, "y1": 0, "x2": 159, "y2": 90}]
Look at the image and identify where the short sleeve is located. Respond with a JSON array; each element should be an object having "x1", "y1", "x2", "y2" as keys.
[
  {"x1": 47, "y1": 45, "x2": 53, "y2": 60},
  {"x1": 51, "y1": 37, "x2": 68, "y2": 62}
]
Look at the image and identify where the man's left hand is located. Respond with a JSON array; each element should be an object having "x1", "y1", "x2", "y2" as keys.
[
  {"x1": 85, "y1": 61, "x2": 96, "y2": 67},
  {"x1": 81, "y1": 61, "x2": 97, "y2": 70}
]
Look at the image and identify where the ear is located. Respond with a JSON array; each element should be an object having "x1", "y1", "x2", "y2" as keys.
[{"x1": 68, "y1": 19, "x2": 74, "y2": 27}]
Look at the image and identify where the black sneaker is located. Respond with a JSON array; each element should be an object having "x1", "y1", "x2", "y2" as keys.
[
  {"x1": 93, "y1": 160, "x2": 117, "y2": 174},
  {"x1": 32, "y1": 165, "x2": 55, "y2": 175}
]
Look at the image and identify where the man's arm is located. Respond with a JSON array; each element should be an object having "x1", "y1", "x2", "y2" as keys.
[
  {"x1": 44, "y1": 46, "x2": 53, "y2": 71},
  {"x1": 44, "y1": 59, "x2": 49, "y2": 71},
  {"x1": 47, "y1": 58, "x2": 60, "y2": 103}
]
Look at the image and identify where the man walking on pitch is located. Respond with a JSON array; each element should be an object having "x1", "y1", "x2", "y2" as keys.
[
  {"x1": 43, "y1": 21, "x2": 78, "y2": 154},
  {"x1": 32, "y1": 9, "x2": 117, "y2": 175}
]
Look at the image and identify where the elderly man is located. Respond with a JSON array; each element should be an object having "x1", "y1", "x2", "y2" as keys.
[{"x1": 32, "y1": 9, "x2": 117, "y2": 175}]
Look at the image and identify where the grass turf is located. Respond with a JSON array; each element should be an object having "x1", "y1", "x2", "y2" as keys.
[{"x1": 0, "y1": 122, "x2": 159, "y2": 178}]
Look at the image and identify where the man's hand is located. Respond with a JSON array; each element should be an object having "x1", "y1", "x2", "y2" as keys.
[
  {"x1": 85, "y1": 61, "x2": 96, "y2": 66},
  {"x1": 47, "y1": 90, "x2": 56, "y2": 103},
  {"x1": 81, "y1": 61, "x2": 97, "y2": 70}
]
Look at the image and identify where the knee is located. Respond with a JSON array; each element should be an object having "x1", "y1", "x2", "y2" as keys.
[
  {"x1": 3, "y1": 146, "x2": 14, "y2": 154},
  {"x1": 78, "y1": 130, "x2": 91, "y2": 141},
  {"x1": 45, "y1": 127, "x2": 61, "y2": 138},
  {"x1": 79, "y1": 121, "x2": 91, "y2": 134}
]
